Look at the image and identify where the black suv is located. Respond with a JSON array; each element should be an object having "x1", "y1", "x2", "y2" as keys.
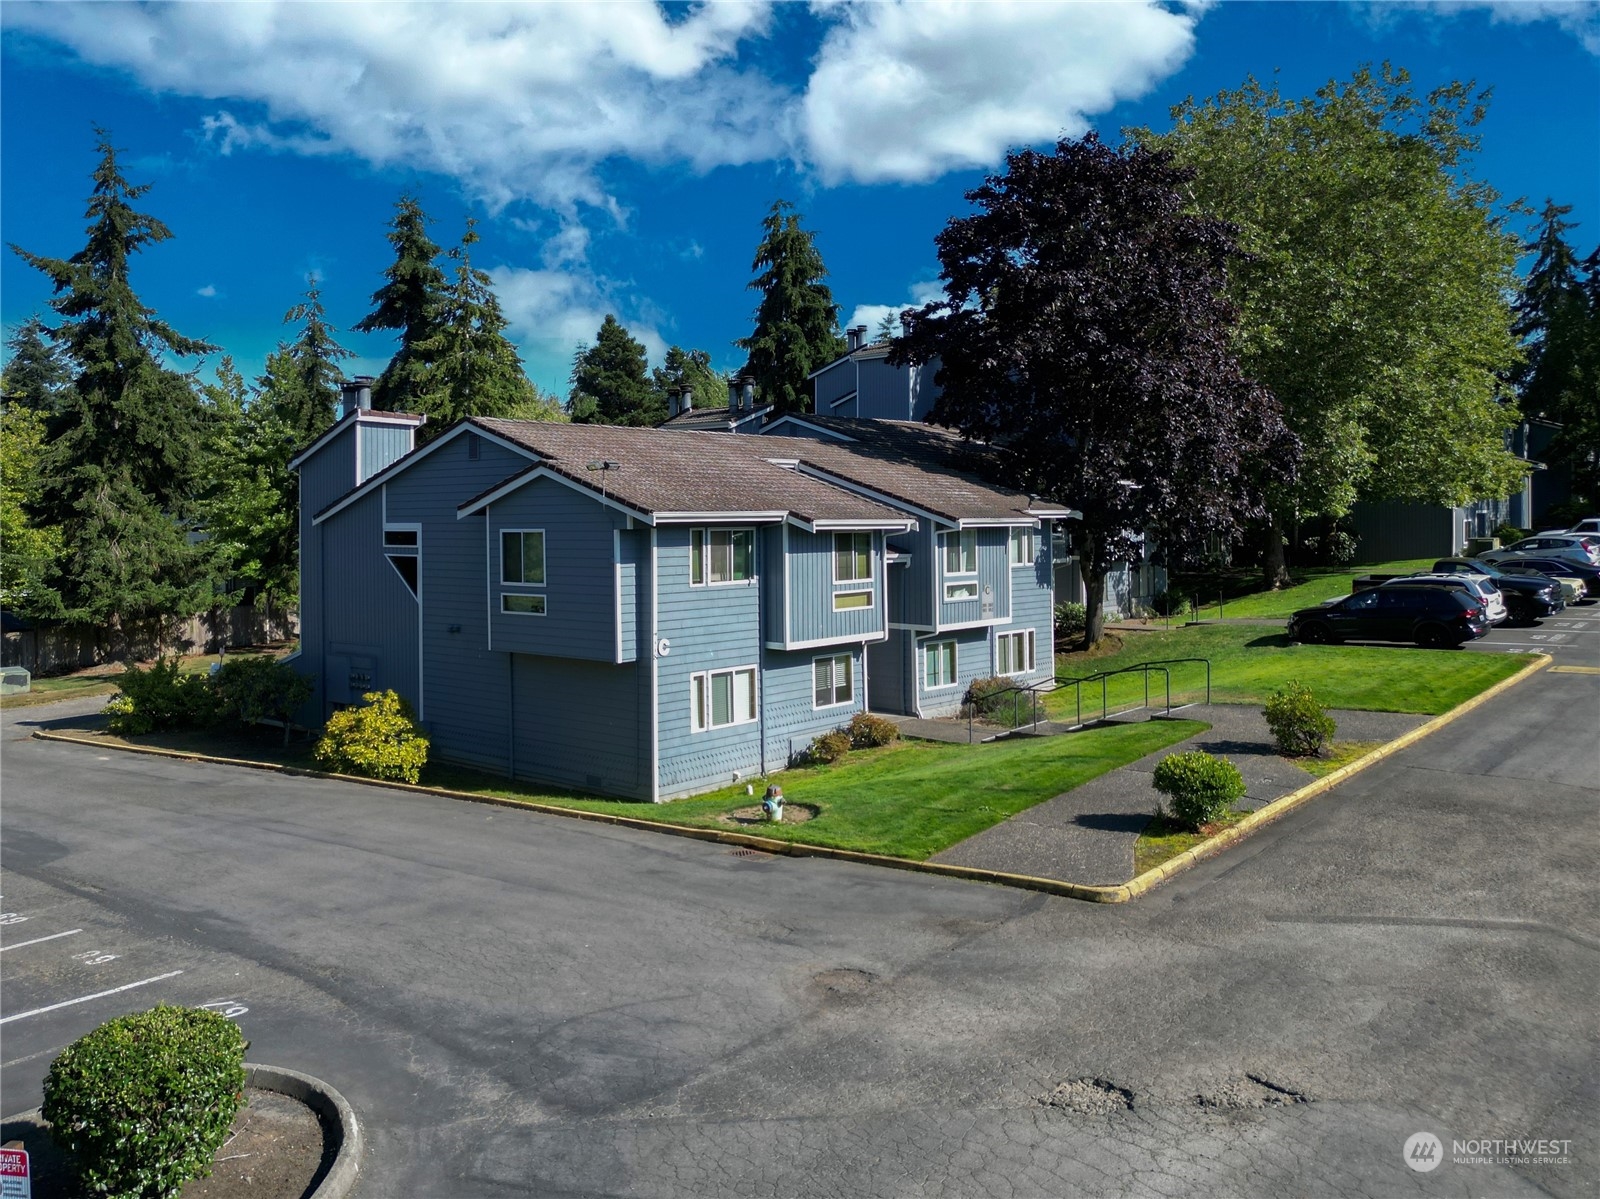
[
  {"x1": 1431, "y1": 558, "x2": 1563, "y2": 623},
  {"x1": 1288, "y1": 586, "x2": 1490, "y2": 648}
]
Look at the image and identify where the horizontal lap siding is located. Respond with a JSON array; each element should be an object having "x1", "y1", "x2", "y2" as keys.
[
  {"x1": 915, "y1": 628, "x2": 992, "y2": 717},
  {"x1": 487, "y1": 477, "x2": 624, "y2": 662},
  {"x1": 320, "y1": 491, "x2": 420, "y2": 712},
  {"x1": 511, "y1": 654, "x2": 646, "y2": 800},
  {"x1": 762, "y1": 647, "x2": 864, "y2": 768},
  {"x1": 787, "y1": 528, "x2": 883, "y2": 644},
  {"x1": 385, "y1": 433, "x2": 530, "y2": 772},
  {"x1": 657, "y1": 526, "x2": 765, "y2": 797}
]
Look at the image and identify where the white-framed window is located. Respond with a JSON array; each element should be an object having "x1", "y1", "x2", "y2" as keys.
[
  {"x1": 813, "y1": 653, "x2": 854, "y2": 708},
  {"x1": 834, "y1": 590, "x2": 873, "y2": 611},
  {"x1": 502, "y1": 593, "x2": 547, "y2": 616},
  {"x1": 501, "y1": 529, "x2": 546, "y2": 585},
  {"x1": 996, "y1": 629, "x2": 1036, "y2": 675},
  {"x1": 944, "y1": 581, "x2": 979, "y2": 602},
  {"x1": 833, "y1": 532, "x2": 871, "y2": 582},
  {"x1": 384, "y1": 525, "x2": 420, "y2": 547},
  {"x1": 691, "y1": 665, "x2": 758, "y2": 732},
  {"x1": 1008, "y1": 527, "x2": 1035, "y2": 566},
  {"x1": 691, "y1": 529, "x2": 754, "y2": 585},
  {"x1": 942, "y1": 530, "x2": 977, "y2": 575},
  {"x1": 925, "y1": 640, "x2": 957, "y2": 689}
]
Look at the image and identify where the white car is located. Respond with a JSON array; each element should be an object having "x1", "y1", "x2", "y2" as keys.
[
  {"x1": 1482, "y1": 534, "x2": 1600, "y2": 567},
  {"x1": 1384, "y1": 574, "x2": 1509, "y2": 625}
]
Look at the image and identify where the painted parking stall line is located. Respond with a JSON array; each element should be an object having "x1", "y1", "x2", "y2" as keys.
[
  {"x1": 0, "y1": 970, "x2": 185, "y2": 1025},
  {"x1": 0, "y1": 929, "x2": 82, "y2": 953}
]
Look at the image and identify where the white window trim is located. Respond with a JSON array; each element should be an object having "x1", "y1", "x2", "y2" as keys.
[
  {"x1": 690, "y1": 664, "x2": 759, "y2": 732},
  {"x1": 924, "y1": 639, "x2": 959, "y2": 690},
  {"x1": 996, "y1": 629, "x2": 1036, "y2": 676},
  {"x1": 944, "y1": 581, "x2": 980, "y2": 602},
  {"x1": 691, "y1": 528, "x2": 757, "y2": 588},
  {"x1": 501, "y1": 593, "x2": 548, "y2": 617},
  {"x1": 812, "y1": 652, "x2": 855, "y2": 710},
  {"x1": 832, "y1": 531, "x2": 873, "y2": 584},
  {"x1": 1008, "y1": 527, "x2": 1036, "y2": 567},
  {"x1": 942, "y1": 530, "x2": 978, "y2": 576},
  {"x1": 501, "y1": 527, "x2": 547, "y2": 587},
  {"x1": 833, "y1": 589, "x2": 874, "y2": 611}
]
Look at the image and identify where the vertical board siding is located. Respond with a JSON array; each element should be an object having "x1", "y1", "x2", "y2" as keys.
[
  {"x1": 865, "y1": 634, "x2": 911, "y2": 715},
  {"x1": 385, "y1": 431, "x2": 530, "y2": 772},
  {"x1": 486, "y1": 476, "x2": 629, "y2": 662},
  {"x1": 319, "y1": 490, "x2": 420, "y2": 710},
  {"x1": 357, "y1": 423, "x2": 416, "y2": 484},
  {"x1": 510, "y1": 654, "x2": 647, "y2": 799},
  {"x1": 907, "y1": 361, "x2": 938, "y2": 421},
  {"x1": 915, "y1": 628, "x2": 994, "y2": 717},
  {"x1": 812, "y1": 359, "x2": 854, "y2": 409},
  {"x1": 857, "y1": 357, "x2": 910, "y2": 421},
  {"x1": 656, "y1": 526, "x2": 765, "y2": 797},
  {"x1": 1004, "y1": 528, "x2": 1056, "y2": 685},
  {"x1": 761, "y1": 646, "x2": 864, "y2": 769},
  {"x1": 617, "y1": 529, "x2": 642, "y2": 664},
  {"x1": 937, "y1": 528, "x2": 1010, "y2": 628},
  {"x1": 1348, "y1": 500, "x2": 1461, "y2": 564},
  {"x1": 786, "y1": 528, "x2": 884, "y2": 644},
  {"x1": 891, "y1": 525, "x2": 935, "y2": 629}
]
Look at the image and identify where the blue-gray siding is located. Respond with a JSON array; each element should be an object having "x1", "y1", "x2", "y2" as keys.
[
  {"x1": 318, "y1": 489, "x2": 420, "y2": 711},
  {"x1": 358, "y1": 423, "x2": 416, "y2": 484},
  {"x1": 761, "y1": 645, "x2": 864, "y2": 768},
  {"x1": 914, "y1": 627, "x2": 994, "y2": 717},
  {"x1": 937, "y1": 528, "x2": 1010, "y2": 629},
  {"x1": 783, "y1": 527, "x2": 884, "y2": 645},
  {"x1": 510, "y1": 653, "x2": 647, "y2": 799}
]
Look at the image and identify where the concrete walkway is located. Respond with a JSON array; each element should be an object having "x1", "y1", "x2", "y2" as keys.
[{"x1": 930, "y1": 704, "x2": 1426, "y2": 886}]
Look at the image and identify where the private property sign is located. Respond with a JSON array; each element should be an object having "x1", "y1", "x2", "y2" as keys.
[{"x1": 0, "y1": 1146, "x2": 29, "y2": 1198}]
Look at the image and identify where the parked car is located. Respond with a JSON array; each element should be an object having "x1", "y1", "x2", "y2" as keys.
[
  {"x1": 1564, "y1": 517, "x2": 1600, "y2": 535},
  {"x1": 1491, "y1": 555, "x2": 1600, "y2": 599},
  {"x1": 1481, "y1": 534, "x2": 1600, "y2": 567},
  {"x1": 1431, "y1": 559, "x2": 1564, "y2": 622},
  {"x1": 1490, "y1": 562, "x2": 1587, "y2": 604},
  {"x1": 1288, "y1": 586, "x2": 1490, "y2": 648},
  {"x1": 1381, "y1": 574, "x2": 1508, "y2": 624}
]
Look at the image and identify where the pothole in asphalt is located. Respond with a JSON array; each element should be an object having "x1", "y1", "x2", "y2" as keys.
[
  {"x1": 1194, "y1": 1073, "x2": 1312, "y2": 1109},
  {"x1": 1040, "y1": 1077, "x2": 1135, "y2": 1115},
  {"x1": 811, "y1": 967, "x2": 877, "y2": 1000}
]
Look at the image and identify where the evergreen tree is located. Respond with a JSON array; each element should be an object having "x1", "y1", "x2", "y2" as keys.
[
  {"x1": 272, "y1": 280, "x2": 353, "y2": 439},
  {"x1": 355, "y1": 195, "x2": 448, "y2": 412},
  {"x1": 737, "y1": 201, "x2": 845, "y2": 415},
  {"x1": 651, "y1": 345, "x2": 723, "y2": 413},
  {"x1": 2, "y1": 315, "x2": 72, "y2": 415},
  {"x1": 10, "y1": 128, "x2": 217, "y2": 631},
  {"x1": 568, "y1": 315, "x2": 660, "y2": 425},
  {"x1": 412, "y1": 219, "x2": 540, "y2": 434}
]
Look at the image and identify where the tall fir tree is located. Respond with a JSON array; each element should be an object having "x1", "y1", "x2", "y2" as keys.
[
  {"x1": 651, "y1": 346, "x2": 723, "y2": 414},
  {"x1": 355, "y1": 195, "x2": 448, "y2": 412},
  {"x1": 2, "y1": 315, "x2": 72, "y2": 415},
  {"x1": 737, "y1": 201, "x2": 845, "y2": 415},
  {"x1": 272, "y1": 280, "x2": 353, "y2": 439},
  {"x1": 9, "y1": 128, "x2": 217, "y2": 632},
  {"x1": 411, "y1": 219, "x2": 540, "y2": 434},
  {"x1": 568, "y1": 315, "x2": 660, "y2": 425}
]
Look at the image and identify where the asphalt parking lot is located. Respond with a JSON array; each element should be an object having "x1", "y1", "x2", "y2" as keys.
[{"x1": 1469, "y1": 594, "x2": 1600, "y2": 663}]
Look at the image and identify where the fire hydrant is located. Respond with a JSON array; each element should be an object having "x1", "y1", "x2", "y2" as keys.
[{"x1": 762, "y1": 784, "x2": 784, "y2": 823}]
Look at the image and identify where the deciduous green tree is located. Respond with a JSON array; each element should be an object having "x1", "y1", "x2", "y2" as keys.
[
  {"x1": 896, "y1": 134, "x2": 1295, "y2": 646},
  {"x1": 1137, "y1": 66, "x2": 1526, "y2": 582},
  {"x1": 356, "y1": 195, "x2": 448, "y2": 412},
  {"x1": 0, "y1": 401, "x2": 63, "y2": 617},
  {"x1": 737, "y1": 201, "x2": 845, "y2": 415},
  {"x1": 652, "y1": 345, "x2": 723, "y2": 414},
  {"x1": 569, "y1": 315, "x2": 660, "y2": 425}
]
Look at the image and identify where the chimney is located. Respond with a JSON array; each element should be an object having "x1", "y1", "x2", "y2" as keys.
[
  {"x1": 339, "y1": 376, "x2": 374, "y2": 417},
  {"x1": 740, "y1": 379, "x2": 755, "y2": 412},
  {"x1": 846, "y1": 327, "x2": 860, "y2": 352},
  {"x1": 680, "y1": 384, "x2": 693, "y2": 414},
  {"x1": 666, "y1": 386, "x2": 679, "y2": 418},
  {"x1": 727, "y1": 377, "x2": 741, "y2": 412},
  {"x1": 851, "y1": 324, "x2": 869, "y2": 350}
]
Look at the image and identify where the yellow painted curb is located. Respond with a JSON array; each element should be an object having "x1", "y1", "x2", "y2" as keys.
[{"x1": 29, "y1": 652, "x2": 1550, "y2": 906}]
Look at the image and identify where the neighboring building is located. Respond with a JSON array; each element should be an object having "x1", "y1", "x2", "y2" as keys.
[
  {"x1": 659, "y1": 374, "x2": 773, "y2": 432},
  {"x1": 292, "y1": 396, "x2": 1068, "y2": 801}
]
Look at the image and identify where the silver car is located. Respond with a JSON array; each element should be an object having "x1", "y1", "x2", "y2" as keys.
[{"x1": 1481, "y1": 534, "x2": 1600, "y2": 567}]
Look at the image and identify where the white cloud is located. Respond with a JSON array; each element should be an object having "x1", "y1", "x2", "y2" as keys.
[
  {"x1": 801, "y1": 0, "x2": 1200, "y2": 184},
  {"x1": 196, "y1": 283, "x2": 218, "y2": 298},
  {"x1": 1410, "y1": 1, "x2": 1600, "y2": 52},
  {"x1": 490, "y1": 264, "x2": 666, "y2": 385},
  {"x1": 844, "y1": 279, "x2": 944, "y2": 337}
]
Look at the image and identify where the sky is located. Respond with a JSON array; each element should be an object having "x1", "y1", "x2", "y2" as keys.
[{"x1": 3, "y1": 1, "x2": 1598, "y2": 400}]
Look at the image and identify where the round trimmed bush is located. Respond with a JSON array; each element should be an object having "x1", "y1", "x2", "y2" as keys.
[
  {"x1": 42, "y1": 1004, "x2": 247, "y2": 1199},
  {"x1": 846, "y1": 712, "x2": 899, "y2": 749},
  {"x1": 807, "y1": 730, "x2": 852, "y2": 765},
  {"x1": 1151, "y1": 750, "x2": 1246, "y2": 831},
  {"x1": 1263, "y1": 681, "x2": 1337, "y2": 758},
  {"x1": 314, "y1": 689, "x2": 430, "y2": 783}
]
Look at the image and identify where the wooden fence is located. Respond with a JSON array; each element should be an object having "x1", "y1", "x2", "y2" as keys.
[{"x1": 2, "y1": 606, "x2": 298, "y2": 677}]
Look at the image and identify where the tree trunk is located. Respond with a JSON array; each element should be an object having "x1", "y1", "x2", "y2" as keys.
[
  {"x1": 1080, "y1": 546, "x2": 1108, "y2": 647},
  {"x1": 1260, "y1": 512, "x2": 1291, "y2": 590}
]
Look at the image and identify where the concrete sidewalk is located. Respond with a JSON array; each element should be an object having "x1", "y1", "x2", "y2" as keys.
[{"x1": 929, "y1": 704, "x2": 1426, "y2": 885}]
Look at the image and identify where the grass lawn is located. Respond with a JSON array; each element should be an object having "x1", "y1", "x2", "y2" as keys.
[
  {"x1": 75, "y1": 717, "x2": 1204, "y2": 862},
  {"x1": 1298, "y1": 739, "x2": 1387, "y2": 779},
  {"x1": 1180, "y1": 558, "x2": 1437, "y2": 621},
  {"x1": 1049, "y1": 623, "x2": 1534, "y2": 720},
  {"x1": 0, "y1": 649, "x2": 286, "y2": 711},
  {"x1": 1133, "y1": 810, "x2": 1248, "y2": 876}
]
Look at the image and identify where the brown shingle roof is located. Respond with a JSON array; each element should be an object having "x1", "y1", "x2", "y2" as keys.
[{"x1": 659, "y1": 404, "x2": 772, "y2": 431}]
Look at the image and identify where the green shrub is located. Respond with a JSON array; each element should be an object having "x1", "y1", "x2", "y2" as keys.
[
  {"x1": 963, "y1": 675, "x2": 1014, "y2": 720},
  {"x1": 42, "y1": 1004, "x2": 247, "y2": 1199},
  {"x1": 1151, "y1": 750, "x2": 1246, "y2": 831},
  {"x1": 1492, "y1": 522, "x2": 1526, "y2": 547},
  {"x1": 1053, "y1": 601, "x2": 1087, "y2": 641},
  {"x1": 1263, "y1": 681, "x2": 1337, "y2": 758},
  {"x1": 104, "y1": 657, "x2": 221, "y2": 735},
  {"x1": 806, "y1": 730, "x2": 852, "y2": 765},
  {"x1": 313, "y1": 689, "x2": 430, "y2": 783},
  {"x1": 846, "y1": 712, "x2": 899, "y2": 749},
  {"x1": 211, "y1": 656, "x2": 313, "y2": 742}
]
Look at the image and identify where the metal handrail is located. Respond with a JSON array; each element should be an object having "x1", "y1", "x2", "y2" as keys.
[
  {"x1": 965, "y1": 677, "x2": 1057, "y2": 740},
  {"x1": 1053, "y1": 657, "x2": 1212, "y2": 727}
]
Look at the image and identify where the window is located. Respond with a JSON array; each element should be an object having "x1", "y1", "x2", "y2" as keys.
[
  {"x1": 833, "y1": 532, "x2": 871, "y2": 582},
  {"x1": 944, "y1": 581, "x2": 979, "y2": 602},
  {"x1": 813, "y1": 654, "x2": 853, "y2": 708},
  {"x1": 997, "y1": 630, "x2": 1036, "y2": 675},
  {"x1": 384, "y1": 527, "x2": 419, "y2": 547},
  {"x1": 834, "y1": 590, "x2": 873, "y2": 611},
  {"x1": 1008, "y1": 527, "x2": 1035, "y2": 566},
  {"x1": 501, "y1": 530, "x2": 545, "y2": 585},
  {"x1": 942, "y1": 530, "x2": 977, "y2": 574},
  {"x1": 925, "y1": 640, "x2": 957, "y2": 689},
  {"x1": 690, "y1": 666, "x2": 757, "y2": 731},
  {"x1": 387, "y1": 555, "x2": 419, "y2": 597},
  {"x1": 502, "y1": 593, "x2": 547, "y2": 615},
  {"x1": 691, "y1": 529, "x2": 754, "y2": 585}
]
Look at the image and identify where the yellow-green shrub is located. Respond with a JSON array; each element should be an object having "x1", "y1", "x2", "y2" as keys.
[{"x1": 313, "y1": 689, "x2": 429, "y2": 783}]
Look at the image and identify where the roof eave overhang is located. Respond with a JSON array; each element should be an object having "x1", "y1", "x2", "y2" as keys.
[
  {"x1": 456, "y1": 464, "x2": 655, "y2": 526},
  {"x1": 787, "y1": 515, "x2": 917, "y2": 534}
]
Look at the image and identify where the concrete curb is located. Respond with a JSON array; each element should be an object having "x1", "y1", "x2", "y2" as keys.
[
  {"x1": 243, "y1": 1063, "x2": 362, "y2": 1199},
  {"x1": 30, "y1": 653, "x2": 1550, "y2": 904}
]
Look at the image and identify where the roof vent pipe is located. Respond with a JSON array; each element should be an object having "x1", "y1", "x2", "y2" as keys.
[
  {"x1": 846, "y1": 327, "x2": 860, "y2": 352},
  {"x1": 339, "y1": 376, "x2": 374, "y2": 417},
  {"x1": 741, "y1": 380, "x2": 755, "y2": 412},
  {"x1": 727, "y1": 378, "x2": 740, "y2": 412},
  {"x1": 680, "y1": 384, "x2": 693, "y2": 414}
]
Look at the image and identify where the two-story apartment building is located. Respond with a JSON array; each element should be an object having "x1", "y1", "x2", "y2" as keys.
[{"x1": 292, "y1": 394, "x2": 1068, "y2": 801}]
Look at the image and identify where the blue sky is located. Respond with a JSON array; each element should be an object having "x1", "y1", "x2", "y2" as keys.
[{"x1": 3, "y1": 1, "x2": 1598, "y2": 400}]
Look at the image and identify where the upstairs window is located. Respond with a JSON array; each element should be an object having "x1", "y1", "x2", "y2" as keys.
[
  {"x1": 942, "y1": 530, "x2": 977, "y2": 575},
  {"x1": 1008, "y1": 527, "x2": 1036, "y2": 566},
  {"x1": 502, "y1": 530, "x2": 546, "y2": 585},
  {"x1": 833, "y1": 532, "x2": 872, "y2": 583},
  {"x1": 692, "y1": 529, "x2": 754, "y2": 585}
]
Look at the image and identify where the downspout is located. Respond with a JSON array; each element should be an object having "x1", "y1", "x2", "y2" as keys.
[
  {"x1": 758, "y1": 539, "x2": 768, "y2": 779},
  {"x1": 507, "y1": 653, "x2": 516, "y2": 780},
  {"x1": 649, "y1": 528, "x2": 661, "y2": 803}
]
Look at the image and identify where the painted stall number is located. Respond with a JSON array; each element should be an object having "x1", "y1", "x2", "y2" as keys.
[
  {"x1": 0, "y1": 913, "x2": 28, "y2": 925},
  {"x1": 199, "y1": 1000, "x2": 249, "y2": 1020},
  {"x1": 72, "y1": 949, "x2": 120, "y2": 965}
]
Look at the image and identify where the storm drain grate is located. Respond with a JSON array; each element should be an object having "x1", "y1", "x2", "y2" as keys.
[{"x1": 727, "y1": 847, "x2": 776, "y2": 861}]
